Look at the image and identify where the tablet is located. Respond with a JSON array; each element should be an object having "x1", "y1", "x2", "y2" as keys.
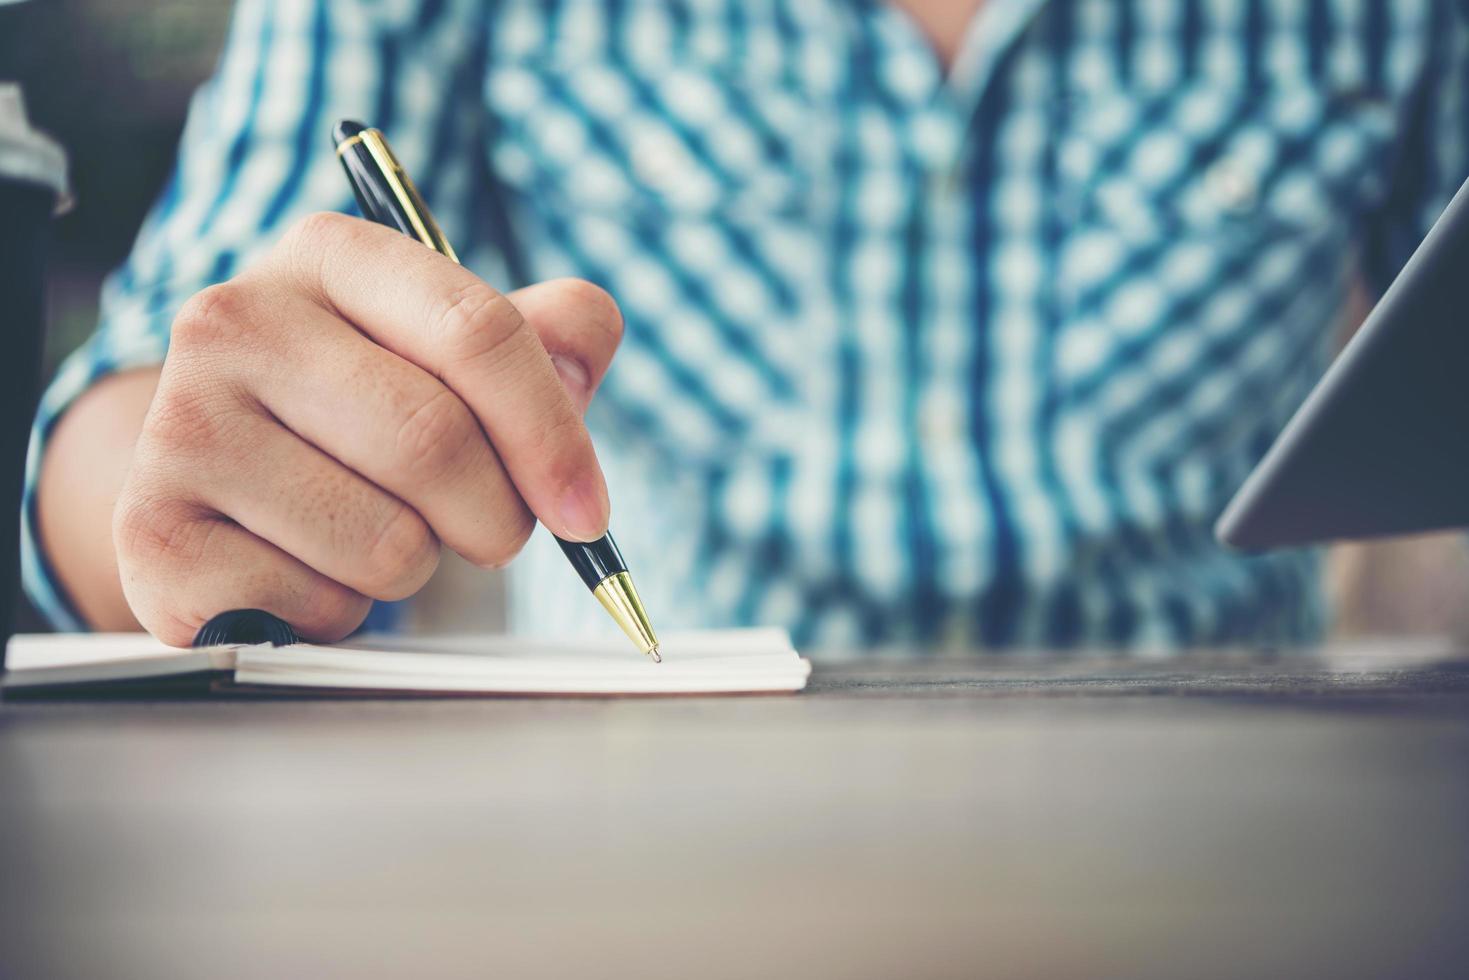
[{"x1": 1216, "y1": 174, "x2": 1469, "y2": 550}]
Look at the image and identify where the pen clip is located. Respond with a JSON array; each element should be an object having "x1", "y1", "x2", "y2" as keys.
[{"x1": 339, "y1": 127, "x2": 459, "y2": 264}]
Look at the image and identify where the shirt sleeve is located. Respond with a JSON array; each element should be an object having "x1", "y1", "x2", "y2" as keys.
[
  {"x1": 1361, "y1": 0, "x2": 1469, "y2": 295},
  {"x1": 21, "y1": 0, "x2": 496, "y2": 628}
]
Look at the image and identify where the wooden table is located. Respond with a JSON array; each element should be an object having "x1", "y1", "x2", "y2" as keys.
[{"x1": 3, "y1": 647, "x2": 1467, "y2": 979}]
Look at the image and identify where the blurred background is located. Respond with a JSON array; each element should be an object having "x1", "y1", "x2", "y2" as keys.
[{"x1": 4, "y1": 0, "x2": 1469, "y2": 643}]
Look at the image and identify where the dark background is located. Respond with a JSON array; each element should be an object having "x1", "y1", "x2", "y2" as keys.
[
  {"x1": 1, "y1": 0, "x2": 232, "y2": 372},
  {"x1": 1, "y1": 0, "x2": 234, "y2": 630}
]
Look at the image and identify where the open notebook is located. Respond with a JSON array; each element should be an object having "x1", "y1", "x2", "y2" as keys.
[{"x1": 1, "y1": 629, "x2": 810, "y2": 696}]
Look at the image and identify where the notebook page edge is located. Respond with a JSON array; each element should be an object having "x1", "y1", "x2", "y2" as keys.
[
  {"x1": 3, "y1": 633, "x2": 237, "y2": 687},
  {"x1": 233, "y1": 630, "x2": 809, "y2": 694},
  {"x1": 237, "y1": 644, "x2": 802, "y2": 678},
  {"x1": 231, "y1": 659, "x2": 811, "y2": 694}
]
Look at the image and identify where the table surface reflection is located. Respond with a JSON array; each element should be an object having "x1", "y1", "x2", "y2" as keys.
[{"x1": 3, "y1": 644, "x2": 1467, "y2": 980}]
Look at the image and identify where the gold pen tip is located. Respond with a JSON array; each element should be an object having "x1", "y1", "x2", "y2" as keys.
[{"x1": 592, "y1": 570, "x2": 661, "y2": 662}]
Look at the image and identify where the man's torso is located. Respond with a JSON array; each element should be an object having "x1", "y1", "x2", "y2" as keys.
[{"x1": 488, "y1": 0, "x2": 1441, "y2": 650}]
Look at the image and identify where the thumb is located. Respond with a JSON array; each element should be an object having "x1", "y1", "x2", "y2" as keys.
[{"x1": 506, "y1": 278, "x2": 624, "y2": 415}]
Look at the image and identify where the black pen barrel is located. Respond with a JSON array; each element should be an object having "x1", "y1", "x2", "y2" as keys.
[
  {"x1": 556, "y1": 535, "x2": 630, "y2": 591},
  {"x1": 333, "y1": 119, "x2": 417, "y2": 235}
]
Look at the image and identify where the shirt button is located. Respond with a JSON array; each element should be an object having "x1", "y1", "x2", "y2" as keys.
[
  {"x1": 1203, "y1": 159, "x2": 1259, "y2": 215},
  {"x1": 1097, "y1": 181, "x2": 1136, "y2": 215},
  {"x1": 927, "y1": 166, "x2": 964, "y2": 196},
  {"x1": 1337, "y1": 86, "x2": 1389, "y2": 109},
  {"x1": 919, "y1": 403, "x2": 963, "y2": 443},
  {"x1": 632, "y1": 131, "x2": 687, "y2": 188},
  {"x1": 1059, "y1": 139, "x2": 1097, "y2": 181}
]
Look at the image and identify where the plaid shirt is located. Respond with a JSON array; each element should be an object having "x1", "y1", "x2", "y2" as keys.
[{"x1": 24, "y1": 0, "x2": 1469, "y2": 650}]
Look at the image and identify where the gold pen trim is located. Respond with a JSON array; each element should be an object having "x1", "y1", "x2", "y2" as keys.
[
  {"x1": 348, "y1": 128, "x2": 460, "y2": 264},
  {"x1": 592, "y1": 571, "x2": 661, "y2": 662},
  {"x1": 334, "y1": 133, "x2": 365, "y2": 156}
]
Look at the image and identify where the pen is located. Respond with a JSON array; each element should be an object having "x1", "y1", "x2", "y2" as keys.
[{"x1": 331, "y1": 119, "x2": 661, "y2": 662}]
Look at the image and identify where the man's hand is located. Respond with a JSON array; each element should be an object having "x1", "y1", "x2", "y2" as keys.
[{"x1": 108, "y1": 212, "x2": 622, "y2": 645}]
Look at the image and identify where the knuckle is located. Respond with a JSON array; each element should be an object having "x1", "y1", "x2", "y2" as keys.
[
  {"x1": 393, "y1": 388, "x2": 477, "y2": 482},
  {"x1": 433, "y1": 281, "x2": 525, "y2": 368},
  {"x1": 281, "y1": 211, "x2": 359, "y2": 292},
  {"x1": 114, "y1": 491, "x2": 214, "y2": 574},
  {"x1": 144, "y1": 383, "x2": 208, "y2": 449},
  {"x1": 144, "y1": 379, "x2": 250, "y2": 458},
  {"x1": 171, "y1": 282, "x2": 252, "y2": 354},
  {"x1": 360, "y1": 502, "x2": 439, "y2": 600},
  {"x1": 285, "y1": 210, "x2": 355, "y2": 259}
]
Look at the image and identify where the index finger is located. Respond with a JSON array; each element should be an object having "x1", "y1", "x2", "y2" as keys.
[{"x1": 273, "y1": 212, "x2": 611, "y2": 542}]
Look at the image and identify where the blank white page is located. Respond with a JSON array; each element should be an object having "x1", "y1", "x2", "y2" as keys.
[{"x1": 234, "y1": 629, "x2": 810, "y2": 695}]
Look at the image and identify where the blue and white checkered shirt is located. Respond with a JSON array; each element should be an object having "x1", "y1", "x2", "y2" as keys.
[{"x1": 23, "y1": 0, "x2": 1469, "y2": 651}]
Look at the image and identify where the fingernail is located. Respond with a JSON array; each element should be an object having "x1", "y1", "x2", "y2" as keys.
[
  {"x1": 550, "y1": 353, "x2": 592, "y2": 410},
  {"x1": 557, "y1": 477, "x2": 609, "y2": 541}
]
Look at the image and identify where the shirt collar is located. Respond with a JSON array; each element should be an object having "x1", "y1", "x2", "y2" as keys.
[{"x1": 946, "y1": 0, "x2": 1053, "y2": 110}]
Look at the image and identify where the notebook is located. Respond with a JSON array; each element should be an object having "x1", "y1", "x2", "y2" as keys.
[{"x1": 0, "y1": 628, "x2": 810, "y2": 696}]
